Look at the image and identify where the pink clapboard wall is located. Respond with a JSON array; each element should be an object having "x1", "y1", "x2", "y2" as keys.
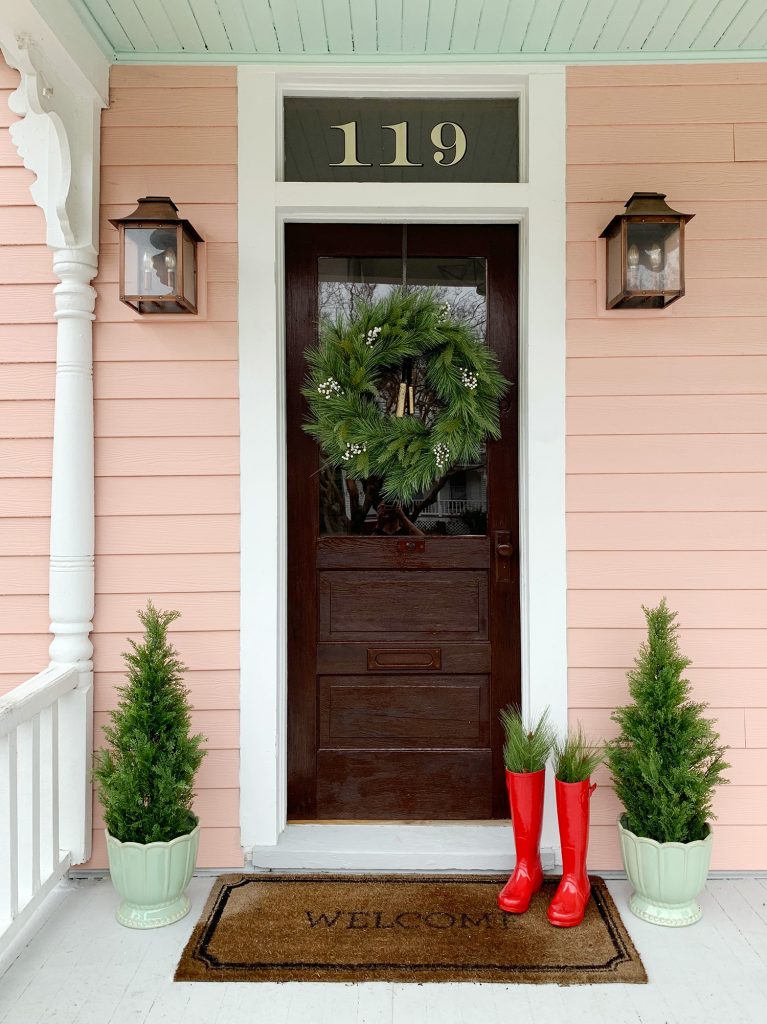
[
  {"x1": 567, "y1": 63, "x2": 767, "y2": 870},
  {"x1": 90, "y1": 64, "x2": 241, "y2": 869},
  {"x1": 0, "y1": 57, "x2": 54, "y2": 693},
  {"x1": 2, "y1": 58, "x2": 767, "y2": 871}
]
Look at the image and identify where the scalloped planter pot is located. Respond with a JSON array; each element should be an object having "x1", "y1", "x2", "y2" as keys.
[
  {"x1": 618, "y1": 816, "x2": 712, "y2": 927},
  {"x1": 106, "y1": 823, "x2": 200, "y2": 929}
]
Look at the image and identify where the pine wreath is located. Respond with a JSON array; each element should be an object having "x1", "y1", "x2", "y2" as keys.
[{"x1": 302, "y1": 288, "x2": 510, "y2": 503}]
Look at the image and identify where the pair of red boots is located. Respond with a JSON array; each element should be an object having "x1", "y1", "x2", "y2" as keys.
[{"x1": 498, "y1": 768, "x2": 596, "y2": 927}]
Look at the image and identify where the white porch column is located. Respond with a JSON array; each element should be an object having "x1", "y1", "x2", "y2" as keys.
[
  {"x1": 48, "y1": 248, "x2": 97, "y2": 670},
  {"x1": 1, "y1": 7, "x2": 108, "y2": 866},
  {"x1": 49, "y1": 248, "x2": 98, "y2": 864}
]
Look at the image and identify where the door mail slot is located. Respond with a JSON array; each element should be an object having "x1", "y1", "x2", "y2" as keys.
[{"x1": 367, "y1": 647, "x2": 442, "y2": 671}]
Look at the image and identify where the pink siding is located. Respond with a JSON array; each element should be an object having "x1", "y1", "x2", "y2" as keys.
[
  {"x1": 4, "y1": 55, "x2": 766, "y2": 874},
  {"x1": 567, "y1": 64, "x2": 767, "y2": 870},
  {"x1": 89, "y1": 65, "x2": 240, "y2": 868},
  {"x1": 0, "y1": 58, "x2": 53, "y2": 694}
]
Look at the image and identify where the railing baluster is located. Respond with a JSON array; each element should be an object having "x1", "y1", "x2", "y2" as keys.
[
  {"x1": 0, "y1": 730, "x2": 19, "y2": 923},
  {"x1": 16, "y1": 720, "x2": 32, "y2": 907},
  {"x1": 50, "y1": 702, "x2": 60, "y2": 874},
  {"x1": 31, "y1": 715, "x2": 41, "y2": 893}
]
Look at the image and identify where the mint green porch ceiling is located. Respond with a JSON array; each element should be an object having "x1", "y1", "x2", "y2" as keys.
[{"x1": 70, "y1": 0, "x2": 767, "y2": 64}]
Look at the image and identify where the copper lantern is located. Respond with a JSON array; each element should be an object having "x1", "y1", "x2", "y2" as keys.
[
  {"x1": 110, "y1": 196, "x2": 203, "y2": 314},
  {"x1": 600, "y1": 192, "x2": 694, "y2": 309}
]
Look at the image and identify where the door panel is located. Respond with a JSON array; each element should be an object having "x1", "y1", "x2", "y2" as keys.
[
  {"x1": 286, "y1": 223, "x2": 519, "y2": 820},
  {"x1": 319, "y1": 571, "x2": 488, "y2": 641},
  {"x1": 316, "y1": 750, "x2": 494, "y2": 820},
  {"x1": 320, "y1": 675, "x2": 489, "y2": 746}
]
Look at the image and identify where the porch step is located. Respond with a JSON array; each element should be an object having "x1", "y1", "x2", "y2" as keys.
[{"x1": 247, "y1": 823, "x2": 557, "y2": 873}]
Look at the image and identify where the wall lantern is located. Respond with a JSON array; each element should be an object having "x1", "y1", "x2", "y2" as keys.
[
  {"x1": 600, "y1": 191, "x2": 694, "y2": 309},
  {"x1": 110, "y1": 196, "x2": 203, "y2": 314}
]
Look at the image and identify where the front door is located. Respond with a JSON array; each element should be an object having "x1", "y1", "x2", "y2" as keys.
[{"x1": 286, "y1": 223, "x2": 519, "y2": 820}]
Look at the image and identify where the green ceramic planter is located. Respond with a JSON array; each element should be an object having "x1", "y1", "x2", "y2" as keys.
[
  {"x1": 617, "y1": 815, "x2": 712, "y2": 927},
  {"x1": 106, "y1": 822, "x2": 200, "y2": 929}
]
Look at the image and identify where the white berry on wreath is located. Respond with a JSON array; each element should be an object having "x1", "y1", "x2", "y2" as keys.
[
  {"x1": 342, "y1": 441, "x2": 367, "y2": 461},
  {"x1": 317, "y1": 376, "x2": 343, "y2": 399},
  {"x1": 460, "y1": 367, "x2": 479, "y2": 390},
  {"x1": 433, "y1": 441, "x2": 451, "y2": 470}
]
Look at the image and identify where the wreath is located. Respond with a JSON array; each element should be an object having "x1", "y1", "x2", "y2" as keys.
[{"x1": 302, "y1": 288, "x2": 510, "y2": 503}]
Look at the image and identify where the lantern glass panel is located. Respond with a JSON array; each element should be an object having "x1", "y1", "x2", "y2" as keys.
[
  {"x1": 606, "y1": 228, "x2": 623, "y2": 304},
  {"x1": 625, "y1": 220, "x2": 681, "y2": 293},
  {"x1": 182, "y1": 231, "x2": 196, "y2": 306},
  {"x1": 124, "y1": 227, "x2": 179, "y2": 298}
]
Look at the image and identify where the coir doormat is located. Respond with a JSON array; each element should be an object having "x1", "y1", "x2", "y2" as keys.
[{"x1": 175, "y1": 874, "x2": 646, "y2": 984}]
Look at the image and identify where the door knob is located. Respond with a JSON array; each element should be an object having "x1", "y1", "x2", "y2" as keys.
[{"x1": 494, "y1": 530, "x2": 512, "y2": 583}]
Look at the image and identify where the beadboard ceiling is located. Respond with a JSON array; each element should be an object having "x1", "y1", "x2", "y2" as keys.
[{"x1": 70, "y1": 0, "x2": 767, "y2": 63}]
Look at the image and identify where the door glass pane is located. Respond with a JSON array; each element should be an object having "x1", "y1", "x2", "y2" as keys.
[{"x1": 317, "y1": 255, "x2": 488, "y2": 537}]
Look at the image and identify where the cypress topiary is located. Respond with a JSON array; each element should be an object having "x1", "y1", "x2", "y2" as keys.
[
  {"x1": 93, "y1": 601, "x2": 206, "y2": 845},
  {"x1": 606, "y1": 599, "x2": 729, "y2": 845}
]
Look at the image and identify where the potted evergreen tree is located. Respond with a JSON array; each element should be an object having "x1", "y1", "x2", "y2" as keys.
[
  {"x1": 94, "y1": 602, "x2": 206, "y2": 929},
  {"x1": 606, "y1": 600, "x2": 729, "y2": 927}
]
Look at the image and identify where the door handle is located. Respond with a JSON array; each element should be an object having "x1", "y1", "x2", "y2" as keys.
[{"x1": 494, "y1": 530, "x2": 513, "y2": 583}]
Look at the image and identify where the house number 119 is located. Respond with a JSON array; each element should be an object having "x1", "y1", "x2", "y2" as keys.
[{"x1": 330, "y1": 120, "x2": 467, "y2": 168}]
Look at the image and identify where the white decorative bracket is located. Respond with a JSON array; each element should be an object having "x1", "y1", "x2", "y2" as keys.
[
  {"x1": 7, "y1": 35, "x2": 75, "y2": 246},
  {"x1": 0, "y1": 29, "x2": 103, "y2": 252}
]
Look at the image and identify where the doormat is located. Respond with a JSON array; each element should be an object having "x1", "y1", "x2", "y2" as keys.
[{"x1": 175, "y1": 874, "x2": 646, "y2": 984}]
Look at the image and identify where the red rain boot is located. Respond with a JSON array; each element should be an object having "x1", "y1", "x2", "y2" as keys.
[
  {"x1": 547, "y1": 778, "x2": 597, "y2": 928},
  {"x1": 497, "y1": 768, "x2": 545, "y2": 914}
]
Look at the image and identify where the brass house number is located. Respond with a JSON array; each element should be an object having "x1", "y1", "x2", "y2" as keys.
[
  {"x1": 330, "y1": 120, "x2": 467, "y2": 168},
  {"x1": 284, "y1": 97, "x2": 519, "y2": 183}
]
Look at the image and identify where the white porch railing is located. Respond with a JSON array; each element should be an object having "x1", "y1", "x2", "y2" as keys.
[
  {"x1": 0, "y1": 665, "x2": 90, "y2": 952},
  {"x1": 419, "y1": 499, "x2": 477, "y2": 516}
]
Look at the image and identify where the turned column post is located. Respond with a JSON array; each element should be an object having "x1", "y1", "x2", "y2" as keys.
[
  {"x1": 0, "y1": 18, "x2": 108, "y2": 868},
  {"x1": 50, "y1": 247, "x2": 98, "y2": 865}
]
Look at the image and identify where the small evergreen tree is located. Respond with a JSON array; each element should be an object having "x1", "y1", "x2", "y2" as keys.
[
  {"x1": 94, "y1": 602, "x2": 205, "y2": 845},
  {"x1": 606, "y1": 599, "x2": 729, "y2": 845}
]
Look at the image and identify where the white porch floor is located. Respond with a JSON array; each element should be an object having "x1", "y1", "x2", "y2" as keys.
[{"x1": 1, "y1": 875, "x2": 767, "y2": 1024}]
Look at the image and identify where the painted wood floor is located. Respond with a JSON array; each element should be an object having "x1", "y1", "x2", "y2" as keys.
[{"x1": 1, "y1": 875, "x2": 767, "y2": 1023}]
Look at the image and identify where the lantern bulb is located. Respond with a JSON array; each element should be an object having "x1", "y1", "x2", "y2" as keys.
[
  {"x1": 645, "y1": 243, "x2": 664, "y2": 271},
  {"x1": 142, "y1": 250, "x2": 153, "y2": 290},
  {"x1": 164, "y1": 248, "x2": 177, "y2": 292}
]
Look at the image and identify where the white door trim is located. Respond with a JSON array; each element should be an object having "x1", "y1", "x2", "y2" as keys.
[{"x1": 238, "y1": 64, "x2": 567, "y2": 869}]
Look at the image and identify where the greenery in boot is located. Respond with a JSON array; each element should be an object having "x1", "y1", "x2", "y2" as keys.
[
  {"x1": 606, "y1": 599, "x2": 729, "y2": 845},
  {"x1": 93, "y1": 602, "x2": 206, "y2": 845},
  {"x1": 553, "y1": 726, "x2": 603, "y2": 783},
  {"x1": 500, "y1": 706, "x2": 555, "y2": 773}
]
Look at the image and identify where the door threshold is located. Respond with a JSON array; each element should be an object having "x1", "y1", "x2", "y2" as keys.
[
  {"x1": 249, "y1": 822, "x2": 558, "y2": 873},
  {"x1": 287, "y1": 819, "x2": 507, "y2": 826}
]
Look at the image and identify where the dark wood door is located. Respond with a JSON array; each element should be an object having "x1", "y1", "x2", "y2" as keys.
[{"x1": 286, "y1": 223, "x2": 519, "y2": 820}]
